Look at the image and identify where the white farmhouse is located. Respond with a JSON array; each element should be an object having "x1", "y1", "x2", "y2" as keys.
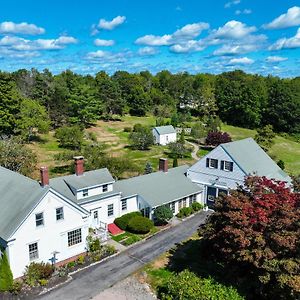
[
  {"x1": 152, "y1": 125, "x2": 177, "y2": 145},
  {"x1": 187, "y1": 138, "x2": 292, "y2": 208},
  {"x1": 0, "y1": 157, "x2": 203, "y2": 279}
]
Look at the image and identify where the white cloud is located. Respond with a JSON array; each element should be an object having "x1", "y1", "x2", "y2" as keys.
[
  {"x1": 94, "y1": 39, "x2": 115, "y2": 46},
  {"x1": 135, "y1": 22, "x2": 209, "y2": 49},
  {"x1": 211, "y1": 21, "x2": 256, "y2": 39},
  {"x1": 98, "y1": 16, "x2": 126, "y2": 30},
  {"x1": 235, "y1": 9, "x2": 252, "y2": 15},
  {"x1": 263, "y1": 6, "x2": 300, "y2": 29},
  {"x1": 213, "y1": 44, "x2": 258, "y2": 55},
  {"x1": 228, "y1": 57, "x2": 254, "y2": 65},
  {"x1": 0, "y1": 35, "x2": 78, "y2": 51},
  {"x1": 138, "y1": 46, "x2": 158, "y2": 56},
  {"x1": 269, "y1": 28, "x2": 300, "y2": 50},
  {"x1": 266, "y1": 56, "x2": 288, "y2": 63},
  {"x1": 225, "y1": 0, "x2": 240, "y2": 9},
  {"x1": 170, "y1": 40, "x2": 205, "y2": 53},
  {"x1": 0, "y1": 21, "x2": 45, "y2": 35},
  {"x1": 135, "y1": 34, "x2": 171, "y2": 46},
  {"x1": 86, "y1": 50, "x2": 130, "y2": 62}
]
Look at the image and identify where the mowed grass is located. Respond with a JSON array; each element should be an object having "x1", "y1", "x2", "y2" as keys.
[
  {"x1": 223, "y1": 124, "x2": 300, "y2": 175},
  {"x1": 29, "y1": 116, "x2": 299, "y2": 178}
]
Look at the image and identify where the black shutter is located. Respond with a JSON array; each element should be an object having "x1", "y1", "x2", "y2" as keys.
[
  {"x1": 206, "y1": 158, "x2": 209, "y2": 167},
  {"x1": 220, "y1": 160, "x2": 224, "y2": 170},
  {"x1": 230, "y1": 162, "x2": 234, "y2": 171}
]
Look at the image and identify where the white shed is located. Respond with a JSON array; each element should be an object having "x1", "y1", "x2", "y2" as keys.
[{"x1": 152, "y1": 125, "x2": 177, "y2": 145}]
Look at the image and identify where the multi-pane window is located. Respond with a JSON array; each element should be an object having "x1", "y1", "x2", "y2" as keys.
[
  {"x1": 83, "y1": 189, "x2": 89, "y2": 197},
  {"x1": 68, "y1": 229, "x2": 82, "y2": 247},
  {"x1": 170, "y1": 202, "x2": 175, "y2": 214},
  {"x1": 209, "y1": 158, "x2": 218, "y2": 169},
  {"x1": 35, "y1": 213, "x2": 44, "y2": 227},
  {"x1": 178, "y1": 199, "x2": 183, "y2": 210},
  {"x1": 56, "y1": 207, "x2": 64, "y2": 221},
  {"x1": 189, "y1": 194, "x2": 197, "y2": 206},
  {"x1": 182, "y1": 198, "x2": 187, "y2": 207},
  {"x1": 223, "y1": 161, "x2": 234, "y2": 172},
  {"x1": 121, "y1": 199, "x2": 127, "y2": 211},
  {"x1": 93, "y1": 210, "x2": 98, "y2": 219},
  {"x1": 29, "y1": 242, "x2": 39, "y2": 260},
  {"x1": 103, "y1": 184, "x2": 108, "y2": 192},
  {"x1": 107, "y1": 204, "x2": 114, "y2": 216}
]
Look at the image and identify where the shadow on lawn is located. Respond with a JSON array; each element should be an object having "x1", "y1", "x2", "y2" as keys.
[{"x1": 165, "y1": 238, "x2": 259, "y2": 300}]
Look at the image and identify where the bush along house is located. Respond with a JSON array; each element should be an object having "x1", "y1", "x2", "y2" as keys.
[
  {"x1": 0, "y1": 157, "x2": 203, "y2": 279},
  {"x1": 187, "y1": 138, "x2": 292, "y2": 208}
]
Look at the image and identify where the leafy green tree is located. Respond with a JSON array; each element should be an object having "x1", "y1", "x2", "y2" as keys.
[
  {"x1": 255, "y1": 124, "x2": 275, "y2": 151},
  {"x1": 179, "y1": 130, "x2": 185, "y2": 144},
  {"x1": 173, "y1": 157, "x2": 178, "y2": 167},
  {"x1": 144, "y1": 162, "x2": 153, "y2": 174},
  {"x1": 0, "y1": 137, "x2": 37, "y2": 176},
  {"x1": 277, "y1": 159, "x2": 285, "y2": 170},
  {"x1": 17, "y1": 99, "x2": 50, "y2": 141},
  {"x1": 0, "y1": 72, "x2": 21, "y2": 135},
  {"x1": 55, "y1": 126, "x2": 84, "y2": 150},
  {"x1": 129, "y1": 127, "x2": 154, "y2": 150},
  {"x1": 0, "y1": 250, "x2": 13, "y2": 292},
  {"x1": 153, "y1": 206, "x2": 173, "y2": 224},
  {"x1": 191, "y1": 122, "x2": 207, "y2": 140},
  {"x1": 168, "y1": 142, "x2": 191, "y2": 158}
]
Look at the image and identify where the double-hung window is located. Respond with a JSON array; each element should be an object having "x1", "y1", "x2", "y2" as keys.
[
  {"x1": 35, "y1": 213, "x2": 44, "y2": 227},
  {"x1": 208, "y1": 158, "x2": 218, "y2": 169},
  {"x1": 103, "y1": 184, "x2": 108, "y2": 192},
  {"x1": 121, "y1": 199, "x2": 127, "y2": 211},
  {"x1": 56, "y1": 207, "x2": 64, "y2": 221},
  {"x1": 83, "y1": 189, "x2": 89, "y2": 197},
  {"x1": 68, "y1": 229, "x2": 82, "y2": 247},
  {"x1": 108, "y1": 204, "x2": 114, "y2": 216},
  {"x1": 29, "y1": 242, "x2": 39, "y2": 260},
  {"x1": 221, "y1": 160, "x2": 234, "y2": 172}
]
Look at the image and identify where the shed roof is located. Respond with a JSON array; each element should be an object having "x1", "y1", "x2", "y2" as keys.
[
  {"x1": 114, "y1": 165, "x2": 203, "y2": 207},
  {"x1": 154, "y1": 125, "x2": 176, "y2": 135},
  {"x1": 0, "y1": 167, "x2": 49, "y2": 241}
]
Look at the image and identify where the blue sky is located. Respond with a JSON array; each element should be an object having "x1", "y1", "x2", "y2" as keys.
[{"x1": 0, "y1": 0, "x2": 300, "y2": 76}]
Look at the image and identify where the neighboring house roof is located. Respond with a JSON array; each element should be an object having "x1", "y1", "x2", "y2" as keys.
[
  {"x1": 153, "y1": 125, "x2": 176, "y2": 135},
  {"x1": 189, "y1": 138, "x2": 292, "y2": 184},
  {"x1": 0, "y1": 167, "x2": 49, "y2": 241},
  {"x1": 114, "y1": 165, "x2": 203, "y2": 208}
]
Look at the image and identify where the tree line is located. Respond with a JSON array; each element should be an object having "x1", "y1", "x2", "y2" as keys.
[{"x1": 0, "y1": 68, "x2": 299, "y2": 139}]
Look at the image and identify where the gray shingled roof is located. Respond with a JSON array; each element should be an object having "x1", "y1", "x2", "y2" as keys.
[
  {"x1": 221, "y1": 138, "x2": 291, "y2": 183},
  {"x1": 0, "y1": 167, "x2": 48, "y2": 241},
  {"x1": 114, "y1": 165, "x2": 203, "y2": 208},
  {"x1": 154, "y1": 125, "x2": 176, "y2": 135}
]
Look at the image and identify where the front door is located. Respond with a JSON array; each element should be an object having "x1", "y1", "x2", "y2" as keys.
[
  {"x1": 206, "y1": 187, "x2": 217, "y2": 208},
  {"x1": 93, "y1": 210, "x2": 99, "y2": 228}
]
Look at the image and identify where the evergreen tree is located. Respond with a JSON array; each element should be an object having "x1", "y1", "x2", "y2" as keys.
[
  {"x1": 144, "y1": 162, "x2": 153, "y2": 174},
  {"x1": 0, "y1": 250, "x2": 13, "y2": 292},
  {"x1": 173, "y1": 157, "x2": 178, "y2": 167}
]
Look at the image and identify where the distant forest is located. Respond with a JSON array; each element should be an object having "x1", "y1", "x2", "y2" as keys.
[{"x1": 0, "y1": 69, "x2": 299, "y2": 137}]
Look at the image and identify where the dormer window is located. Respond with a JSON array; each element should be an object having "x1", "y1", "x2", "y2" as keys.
[
  {"x1": 103, "y1": 184, "x2": 108, "y2": 192},
  {"x1": 206, "y1": 158, "x2": 218, "y2": 169},
  {"x1": 221, "y1": 160, "x2": 234, "y2": 172},
  {"x1": 83, "y1": 189, "x2": 89, "y2": 197}
]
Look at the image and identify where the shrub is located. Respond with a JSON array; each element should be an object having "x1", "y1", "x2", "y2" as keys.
[
  {"x1": 153, "y1": 206, "x2": 173, "y2": 224},
  {"x1": 191, "y1": 202, "x2": 203, "y2": 212},
  {"x1": 123, "y1": 126, "x2": 132, "y2": 133},
  {"x1": 0, "y1": 250, "x2": 13, "y2": 292},
  {"x1": 24, "y1": 262, "x2": 54, "y2": 286},
  {"x1": 114, "y1": 211, "x2": 142, "y2": 230},
  {"x1": 10, "y1": 280, "x2": 23, "y2": 295},
  {"x1": 55, "y1": 125, "x2": 84, "y2": 150},
  {"x1": 86, "y1": 236, "x2": 101, "y2": 252},
  {"x1": 205, "y1": 131, "x2": 232, "y2": 146},
  {"x1": 159, "y1": 270, "x2": 244, "y2": 300},
  {"x1": 103, "y1": 245, "x2": 117, "y2": 255},
  {"x1": 127, "y1": 216, "x2": 154, "y2": 234},
  {"x1": 77, "y1": 255, "x2": 85, "y2": 265},
  {"x1": 177, "y1": 207, "x2": 193, "y2": 219},
  {"x1": 133, "y1": 123, "x2": 144, "y2": 132},
  {"x1": 38, "y1": 279, "x2": 48, "y2": 286}
]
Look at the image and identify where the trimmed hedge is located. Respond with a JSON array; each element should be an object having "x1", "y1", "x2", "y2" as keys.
[
  {"x1": 0, "y1": 250, "x2": 13, "y2": 292},
  {"x1": 177, "y1": 207, "x2": 193, "y2": 218},
  {"x1": 191, "y1": 202, "x2": 203, "y2": 212},
  {"x1": 127, "y1": 216, "x2": 154, "y2": 234},
  {"x1": 153, "y1": 206, "x2": 173, "y2": 224},
  {"x1": 114, "y1": 211, "x2": 142, "y2": 230}
]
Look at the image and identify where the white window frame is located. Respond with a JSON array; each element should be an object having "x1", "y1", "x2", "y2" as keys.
[
  {"x1": 93, "y1": 210, "x2": 98, "y2": 219},
  {"x1": 35, "y1": 212, "x2": 44, "y2": 227},
  {"x1": 103, "y1": 184, "x2": 108, "y2": 193},
  {"x1": 82, "y1": 189, "x2": 89, "y2": 197},
  {"x1": 56, "y1": 207, "x2": 64, "y2": 221},
  {"x1": 107, "y1": 204, "x2": 114, "y2": 217},
  {"x1": 67, "y1": 228, "x2": 82, "y2": 247},
  {"x1": 209, "y1": 158, "x2": 218, "y2": 169},
  {"x1": 224, "y1": 161, "x2": 233, "y2": 172},
  {"x1": 29, "y1": 242, "x2": 39, "y2": 261}
]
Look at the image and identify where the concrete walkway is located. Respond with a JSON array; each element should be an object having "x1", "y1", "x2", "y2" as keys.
[
  {"x1": 38, "y1": 211, "x2": 210, "y2": 300},
  {"x1": 187, "y1": 141, "x2": 200, "y2": 160}
]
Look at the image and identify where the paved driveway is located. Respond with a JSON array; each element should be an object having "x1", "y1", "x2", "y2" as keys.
[{"x1": 38, "y1": 211, "x2": 210, "y2": 300}]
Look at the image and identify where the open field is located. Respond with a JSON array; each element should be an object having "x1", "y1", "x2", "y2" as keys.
[{"x1": 28, "y1": 116, "x2": 299, "y2": 178}]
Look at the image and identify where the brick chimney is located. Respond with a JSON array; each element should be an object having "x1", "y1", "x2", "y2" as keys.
[
  {"x1": 40, "y1": 166, "x2": 49, "y2": 187},
  {"x1": 74, "y1": 156, "x2": 84, "y2": 176},
  {"x1": 159, "y1": 158, "x2": 168, "y2": 173}
]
